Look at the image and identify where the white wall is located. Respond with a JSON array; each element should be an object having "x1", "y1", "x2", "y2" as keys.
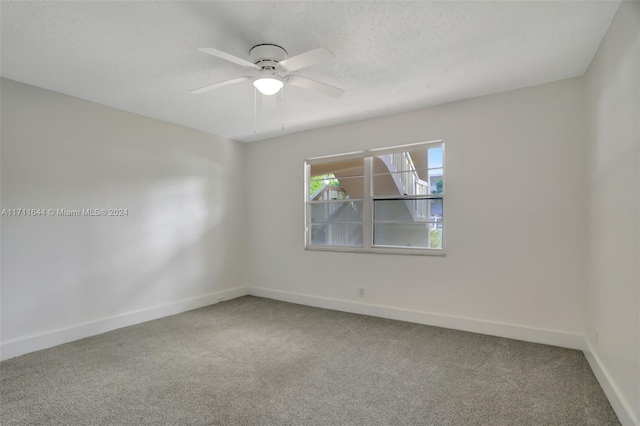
[
  {"x1": 0, "y1": 78, "x2": 249, "y2": 359},
  {"x1": 247, "y1": 77, "x2": 587, "y2": 342},
  {"x1": 584, "y1": 2, "x2": 640, "y2": 424}
]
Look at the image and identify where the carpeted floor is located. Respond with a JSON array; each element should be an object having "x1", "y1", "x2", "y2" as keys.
[{"x1": 1, "y1": 296, "x2": 620, "y2": 425}]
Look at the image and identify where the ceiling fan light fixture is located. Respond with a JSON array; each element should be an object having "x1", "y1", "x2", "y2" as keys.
[
  {"x1": 192, "y1": 45, "x2": 343, "y2": 98},
  {"x1": 253, "y1": 77, "x2": 284, "y2": 96}
]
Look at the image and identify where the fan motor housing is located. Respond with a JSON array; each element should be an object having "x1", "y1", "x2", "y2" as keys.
[{"x1": 250, "y1": 44, "x2": 288, "y2": 68}]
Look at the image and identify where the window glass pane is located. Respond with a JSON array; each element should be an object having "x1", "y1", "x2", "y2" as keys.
[
  {"x1": 429, "y1": 168, "x2": 443, "y2": 194},
  {"x1": 374, "y1": 149, "x2": 429, "y2": 178},
  {"x1": 309, "y1": 158, "x2": 364, "y2": 199},
  {"x1": 309, "y1": 175, "x2": 364, "y2": 200},
  {"x1": 311, "y1": 201, "x2": 363, "y2": 223},
  {"x1": 309, "y1": 174, "x2": 342, "y2": 199},
  {"x1": 429, "y1": 198, "x2": 443, "y2": 224},
  {"x1": 310, "y1": 158, "x2": 364, "y2": 178},
  {"x1": 428, "y1": 146, "x2": 443, "y2": 169},
  {"x1": 374, "y1": 199, "x2": 442, "y2": 222},
  {"x1": 429, "y1": 227, "x2": 443, "y2": 249},
  {"x1": 373, "y1": 223, "x2": 442, "y2": 249},
  {"x1": 372, "y1": 171, "x2": 430, "y2": 196},
  {"x1": 310, "y1": 223, "x2": 363, "y2": 247}
]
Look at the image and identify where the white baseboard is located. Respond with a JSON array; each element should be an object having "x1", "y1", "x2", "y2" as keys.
[
  {"x1": 3, "y1": 286, "x2": 634, "y2": 425},
  {"x1": 583, "y1": 339, "x2": 638, "y2": 426},
  {"x1": 0, "y1": 286, "x2": 249, "y2": 361},
  {"x1": 248, "y1": 287, "x2": 586, "y2": 350}
]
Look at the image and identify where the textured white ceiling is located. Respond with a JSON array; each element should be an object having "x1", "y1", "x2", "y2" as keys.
[{"x1": 1, "y1": 1, "x2": 620, "y2": 142}]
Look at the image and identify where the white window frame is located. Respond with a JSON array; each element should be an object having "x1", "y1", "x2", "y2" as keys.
[{"x1": 304, "y1": 140, "x2": 445, "y2": 256}]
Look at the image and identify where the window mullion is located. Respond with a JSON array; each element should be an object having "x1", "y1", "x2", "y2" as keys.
[
  {"x1": 363, "y1": 157, "x2": 373, "y2": 250},
  {"x1": 304, "y1": 162, "x2": 311, "y2": 248},
  {"x1": 426, "y1": 148, "x2": 432, "y2": 230}
]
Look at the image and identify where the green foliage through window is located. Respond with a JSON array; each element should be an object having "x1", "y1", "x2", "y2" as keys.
[
  {"x1": 432, "y1": 178, "x2": 443, "y2": 194},
  {"x1": 430, "y1": 229, "x2": 442, "y2": 249},
  {"x1": 310, "y1": 174, "x2": 342, "y2": 196}
]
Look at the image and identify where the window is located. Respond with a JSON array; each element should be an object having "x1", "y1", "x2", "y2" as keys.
[{"x1": 305, "y1": 140, "x2": 444, "y2": 255}]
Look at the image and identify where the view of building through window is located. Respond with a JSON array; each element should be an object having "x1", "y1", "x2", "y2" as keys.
[{"x1": 306, "y1": 141, "x2": 444, "y2": 253}]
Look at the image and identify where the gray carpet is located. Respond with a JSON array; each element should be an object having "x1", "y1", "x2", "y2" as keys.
[{"x1": 1, "y1": 296, "x2": 620, "y2": 425}]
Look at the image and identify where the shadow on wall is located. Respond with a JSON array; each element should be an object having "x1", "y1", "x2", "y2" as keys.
[
  {"x1": 76, "y1": 173, "x2": 227, "y2": 311},
  {"x1": 1, "y1": 140, "x2": 236, "y2": 343}
]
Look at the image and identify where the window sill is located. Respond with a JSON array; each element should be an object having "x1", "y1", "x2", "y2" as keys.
[{"x1": 304, "y1": 246, "x2": 446, "y2": 256}]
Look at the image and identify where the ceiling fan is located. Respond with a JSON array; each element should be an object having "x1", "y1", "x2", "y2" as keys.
[{"x1": 190, "y1": 44, "x2": 344, "y2": 98}]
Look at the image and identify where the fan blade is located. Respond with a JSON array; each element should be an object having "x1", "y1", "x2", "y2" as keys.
[
  {"x1": 278, "y1": 47, "x2": 335, "y2": 72},
  {"x1": 190, "y1": 77, "x2": 252, "y2": 94},
  {"x1": 286, "y1": 75, "x2": 344, "y2": 98},
  {"x1": 197, "y1": 48, "x2": 259, "y2": 69}
]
